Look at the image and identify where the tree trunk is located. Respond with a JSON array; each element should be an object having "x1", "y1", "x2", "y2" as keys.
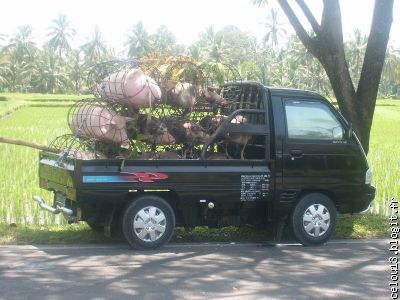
[
  {"x1": 277, "y1": 0, "x2": 394, "y2": 154},
  {"x1": 355, "y1": 0, "x2": 394, "y2": 153}
]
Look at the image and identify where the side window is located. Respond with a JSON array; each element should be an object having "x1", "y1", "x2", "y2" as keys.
[{"x1": 284, "y1": 100, "x2": 344, "y2": 140}]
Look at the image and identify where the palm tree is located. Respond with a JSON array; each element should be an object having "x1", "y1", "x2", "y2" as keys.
[
  {"x1": 188, "y1": 45, "x2": 200, "y2": 60},
  {"x1": 197, "y1": 26, "x2": 227, "y2": 63},
  {"x1": 4, "y1": 48, "x2": 36, "y2": 92},
  {"x1": 380, "y1": 46, "x2": 400, "y2": 97},
  {"x1": 252, "y1": 43, "x2": 275, "y2": 85},
  {"x1": 66, "y1": 49, "x2": 86, "y2": 94},
  {"x1": 126, "y1": 22, "x2": 152, "y2": 57},
  {"x1": 240, "y1": 61, "x2": 262, "y2": 81},
  {"x1": 216, "y1": 26, "x2": 256, "y2": 65},
  {"x1": 345, "y1": 29, "x2": 367, "y2": 85},
  {"x1": 31, "y1": 47, "x2": 69, "y2": 93},
  {"x1": 47, "y1": 15, "x2": 76, "y2": 58},
  {"x1": 4, "y1": 26, "x2": 37, "y2": 91},
  {"x1": 0, "y1": 53, "x2": 9, "y2": 89},
  {"x1": 6, "y1": 26, "x2": 36, "y2": 58},
  {"x1": 151, "y1": 25, "x2": 176, "y2": 55},
  {"x1": 82, "y1": 25, "x2": 109, "y2": 66},
  {"x1": 0, "y1": 34, "x2": 8, "y2": 89},
  {"x1": 262, "y1": 8, "x2": 287, "y2": 51}
]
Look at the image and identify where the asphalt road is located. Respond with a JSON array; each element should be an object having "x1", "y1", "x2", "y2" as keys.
[{"x1": 0, "y1": 239, "x2": 389, "y2": 300}]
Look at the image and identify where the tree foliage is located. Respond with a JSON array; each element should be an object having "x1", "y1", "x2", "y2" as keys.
[
  {"x1": 47, "y1": 15, "x2": 76, "y2": 59},
  {"x1": 254, "y1": 0, "x2": 394, "y2": 153}
]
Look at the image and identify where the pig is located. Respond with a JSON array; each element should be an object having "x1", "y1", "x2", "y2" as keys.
[
  {"x1": 201, "y1": 114, "x2": 251, "y2": 159},
  {"x1": 199, "y1": 114, "x2": 227, "y2": 135},
  {"x1": 200, "y1": 114, "x2": 250, "y2": 148},
  {"x1": 226, "y1": 115, "x2": 250, "y2": 145},
  {"x1": 182, "y1": 121, "x2": 209, "y2": 144},
  {"x1": 69, "y1": 105, "x2": 132, "y2": 145},
  {"x1": 98, "y1": 68, "x2": 161, "y2": 109},
  {"x1": 166, "y1": 119, "x2": 209, "y2": 145},
  {"x1": 136, "y1": 114, "x2": 176, "y2": 145},
  {"x1": 225, "y1": 115, "x2": 251, "y2": 159},
  {"x1": 203, "y1": 87, "x2": 229, "y2": 106},
  {"x1": 166, "y1": 82, "x2": 197, "y2": 108}
]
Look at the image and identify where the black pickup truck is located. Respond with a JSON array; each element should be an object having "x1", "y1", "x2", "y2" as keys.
[{"x1": 34, "y1": 82, "x2": 375, "y2": 249}]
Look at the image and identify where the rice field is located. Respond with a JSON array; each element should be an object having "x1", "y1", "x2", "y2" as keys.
[
  {"x1": 0, "y1": 94, "x2": 398, "y2": 225},
  {"x1": 368, "y1": 100, "x2": 400, "y2": 215},
  {"x1": 0, "y1": 106, "x2": 71, "y2": 225}
]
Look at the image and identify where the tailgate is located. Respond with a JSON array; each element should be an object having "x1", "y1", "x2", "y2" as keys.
[{"x1": 38, "y1": 151, "x2": 77, "y2": 200}]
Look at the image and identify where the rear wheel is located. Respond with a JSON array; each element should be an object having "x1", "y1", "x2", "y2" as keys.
[
  {"x1": 290, "y1": 193, "x2": 336, "y2": 246},
  {"x1": 122, "y1": 195, "x2": 175, "y2": 250}
]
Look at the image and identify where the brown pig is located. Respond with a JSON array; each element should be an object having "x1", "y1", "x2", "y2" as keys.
[
  {"x1": 98, "y1": 68, "x2": 161, "y2": 109},
  {"x1": 226, "y1": 115, "x2": 251, "y2": 145},
  {"x1": 204, "y1": 87, "x2": 229, "y2": 106},
  {"x1": 137, "y1": 114, "x2": 176, "y2": 145},
  {"x1": 225, "y1": 115, "x2": 251, "y2": 159},
  {"x1": 166, "y1": 119, "x2": 209, "y2": 145},
  {"x1": 183, "y1": 121, "x2": 209, "y2": 144},
  {"x1": 69, "y1": 105, "x2": 132, "y2": 145},
  {"x1": 166, "y1": 82, "x2": 196, "y2": 108},
  {"x1": 199, "y1": 114, "x2": 226, "y2": 135}
]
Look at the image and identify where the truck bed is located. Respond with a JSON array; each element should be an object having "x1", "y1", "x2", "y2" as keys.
[{"x1": 39, "y1": 151, "x2": 273, "y2": 208}]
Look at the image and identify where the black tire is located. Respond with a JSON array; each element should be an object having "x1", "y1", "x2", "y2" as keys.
[
  {"x1": 122, "y1": 195, "x2": 175, "y2": 250},
  {"x1": 290, "y1": 193, "x2": 337, "y2": 246}
]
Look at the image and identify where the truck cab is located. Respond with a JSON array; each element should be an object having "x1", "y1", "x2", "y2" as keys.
[{"x1": 35, "y1": 82, "x2": 375, "y2": 249}]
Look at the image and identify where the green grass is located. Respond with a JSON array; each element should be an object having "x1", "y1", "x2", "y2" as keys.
[
  {"x1": 0, "y1": 223, "x2": 113, "y2": 244},
  {"x1": 0, "y1": 106, "x2": 71, "y2": 225},
  {"x1": 0, "y1": 93, "x2": 398, "y2": 244},
  {"x1": 0, "y1": 214, "x2": 388, "y2": 245},
  {"x1": 0, "y1": 92, "x2": 84, "y2": 102},
  {"x1": 368, "y1": 99, "x2": 400, "y2": 215},
  {"x1": 0, "y1": 93, "x2": 85, "y2": 118}
]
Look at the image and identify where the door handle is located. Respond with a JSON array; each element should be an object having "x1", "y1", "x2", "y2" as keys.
[{"x1": 290, "y1": 149, "x2": 303, "y2": 160}]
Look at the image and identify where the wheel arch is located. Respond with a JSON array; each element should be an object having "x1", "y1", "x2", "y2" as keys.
[
  {"x1": 122, "y1": 190, "x2": 179, "y2": 210},
  {"x1": 291, "y1": 189, "x2": 338, "y2": 215}
]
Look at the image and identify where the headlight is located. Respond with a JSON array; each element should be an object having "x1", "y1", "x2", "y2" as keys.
[{"x1": 365, "y1": 168, "x2": 372, "y2": 185}]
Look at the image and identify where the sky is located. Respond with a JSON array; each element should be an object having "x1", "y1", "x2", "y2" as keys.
[{"x1": 0, "y1": 0, "x2": 399, "y2": 54}]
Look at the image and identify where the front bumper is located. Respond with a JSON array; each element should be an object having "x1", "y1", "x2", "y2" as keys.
[{"x1": 355, "y1": 184, "x2": 376, "y2": 213}]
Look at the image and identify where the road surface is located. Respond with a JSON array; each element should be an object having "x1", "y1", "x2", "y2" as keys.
[{"x1": 0, "y1": 239, "x2": 389, "y2": 299}]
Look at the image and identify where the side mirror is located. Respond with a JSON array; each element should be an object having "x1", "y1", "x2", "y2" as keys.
[
  {"x1": 347, "y1": 123, "x2": 353, "y2": 140},
  {"x1": 332, "y1": 126, "x2": 344, "y2": 140}
]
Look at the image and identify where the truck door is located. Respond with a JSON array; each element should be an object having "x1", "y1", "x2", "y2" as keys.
[{"x1": 279, "y1": 98, "x2": 365, "y2": 206}]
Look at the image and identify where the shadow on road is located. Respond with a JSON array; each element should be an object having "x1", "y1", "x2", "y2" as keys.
[{"x1": 0, "y1": 241, "x2": 387, "y2": 299}]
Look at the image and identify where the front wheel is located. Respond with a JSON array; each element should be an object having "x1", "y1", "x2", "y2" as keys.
[
  {"x1": 290, "y1": 193, "x2": 337, "y2": 246},
  {"x1": 122, "y1": 195, "x2": 175, "y2": 250}
]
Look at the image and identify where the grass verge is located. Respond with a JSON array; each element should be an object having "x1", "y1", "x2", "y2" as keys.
[{"x1": 0, "y1": 214, "x2": 389, "y2": 245}]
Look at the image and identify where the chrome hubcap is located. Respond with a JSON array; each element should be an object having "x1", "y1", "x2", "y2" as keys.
[
  {"x1": 302, "y1": 204, "x2": 330, "y2": 237},
  {"x1": 133, "y1": 206, "x2": 166, "y2": 242}
]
